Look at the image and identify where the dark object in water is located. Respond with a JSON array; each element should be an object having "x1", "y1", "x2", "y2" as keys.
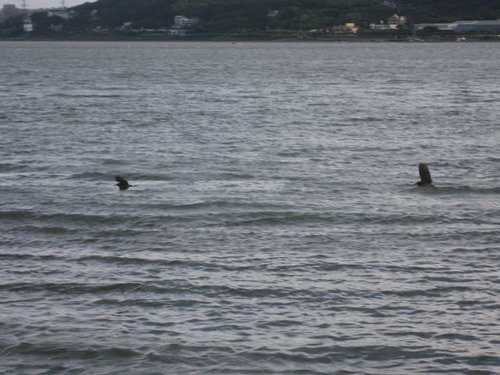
[
  {"x1": 115, "y1": 176, "x2": 132, "y2": 190},
  {"x1": 416, "y1": 163, "x2": 434, "y2": 187}
]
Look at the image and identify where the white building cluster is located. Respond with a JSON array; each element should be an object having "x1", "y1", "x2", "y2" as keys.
[
  {"x1": 370, "y1": 14, "x2": 407, "y2": 30},
  {"x1": 169, "y1": 15, "x2": 199, "y2": 36},
  {"x1": 414, "y1": 19, "x2": 500, "y2": 33},
  {"x1": 369, "y1": 13, "x2": 500, "y2": 34}
]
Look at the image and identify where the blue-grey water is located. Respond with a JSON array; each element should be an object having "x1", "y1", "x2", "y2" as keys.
[{"x1": 0, "y1": 41, "x2": 499, "y2": 375}]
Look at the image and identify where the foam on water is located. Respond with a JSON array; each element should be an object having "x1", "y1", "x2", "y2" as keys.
[{"x1": 0, "y1": 41, "x2": 499, "y2": 375}]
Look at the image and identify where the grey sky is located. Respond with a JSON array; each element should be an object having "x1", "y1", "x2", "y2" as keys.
[{"x1": 4, "y1": 0, "x2": 88, "y2": 9}]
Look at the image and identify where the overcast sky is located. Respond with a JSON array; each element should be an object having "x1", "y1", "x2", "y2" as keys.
[{"x1": 5, "y1": 0, "x2": 89, "y2": 9}]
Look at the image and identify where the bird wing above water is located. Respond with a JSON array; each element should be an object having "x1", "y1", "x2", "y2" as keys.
[
  {"x1": 115, "y1": 176, "x2": 129, "y2": 185},
  {"x1": 418, "y1": 163, "x2": 432, "y2": 184}
]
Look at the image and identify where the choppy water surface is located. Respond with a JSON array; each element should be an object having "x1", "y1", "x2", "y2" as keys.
[{"x1": 0, "y1": 41, "x2": 499, "y2": 374}]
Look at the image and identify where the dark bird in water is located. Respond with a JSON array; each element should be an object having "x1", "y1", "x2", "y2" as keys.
[
  {"x1": 416, "y1": 163, "x2": 434, "y2": 187},
  {"x1": 115, "y1": 176, "x2": 132, "y2": 190}
]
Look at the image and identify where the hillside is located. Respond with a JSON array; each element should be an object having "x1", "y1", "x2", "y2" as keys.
[
  {"x1": 1, "y1": 0, "x2": 500, "y2": 38},
  {"x1": 71, "y1": 0, "x2": 500, "y2": 32}
]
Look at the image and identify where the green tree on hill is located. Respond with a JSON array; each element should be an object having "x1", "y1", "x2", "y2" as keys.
[{"x1": 2, "y1": 0, "x2": 499, "y2": 37}]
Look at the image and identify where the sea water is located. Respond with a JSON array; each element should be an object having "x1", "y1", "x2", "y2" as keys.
[{"x1": 0, "y1": 41, "x2": 499, "y2": 374}]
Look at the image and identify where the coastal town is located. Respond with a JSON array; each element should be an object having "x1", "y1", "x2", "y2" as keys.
[{"x1": 1, "y1": 0, "x2": 500, "y2": 40}]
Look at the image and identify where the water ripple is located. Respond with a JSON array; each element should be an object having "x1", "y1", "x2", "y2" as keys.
[{"x1": 1, "y1": 41, "x2": 499, "y2": 375}]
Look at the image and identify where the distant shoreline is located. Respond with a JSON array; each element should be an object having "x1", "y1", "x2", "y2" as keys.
[{"x1": 2, "y1": 35, "x2": 499, "y2": 42}]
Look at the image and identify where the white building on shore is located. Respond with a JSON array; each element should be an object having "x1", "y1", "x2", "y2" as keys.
[
  {"x1": 169, "y1": 15, "x2": 199, "y2": 36},
  {"x1": 23, "y1": 16, "x2": 33, "y2": 32},
  {"x1": 370, "y1": 14, "x2": 407, "y2": 30},
  {"x1": 414, "y1": 19, "x2": 500, "y2": 32}
]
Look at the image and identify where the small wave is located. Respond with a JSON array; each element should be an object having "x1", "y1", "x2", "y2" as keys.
[
  {"x1": 50, "y1": 93, "x2": 123, "y2": 99},
  {"x1": 222, "y1": 210, "x2": 454, "y2": 227},
  {"x1": 139, "y1": 201, "x2": 213, "y2": 210},
  {"x1": 0, "y1": 210, "x2": 129, "y2": 225},
  {"x1": 78, "y1": 255, "x2": 184, "y2": 266},
  {"x1": 0, "y1": 281, "x2": 163, "y2": 294},
  {"x1": 218, "y1": 172, "x2": 255, "y2": 180},
  {"x1": 0, "y1": 163, "x2": 29, "y2": 172},
  {"x1": 258, "y1": 261, "x2": 363, "y2": 274},
  {"x1": 93, "y1": 297, "x2": 204, "y2": 308},
  {"x1": 382, "y1": 285, "x2": 472, "y2": 298},
  {"x1": 223, "y1": 211, "x2": 323, "y2": 226},
  {"x1": 0, "y1": 253, "x2": 60, "y2": 261},
  {"x1": 132, "y1": 173, "x2": 173, "y2": 181},
  {"x1": 93, "y1": 298, "x2": 166, "y2": 307},
  {"x1": 77, "y1": 255, "x2": 255, "y2": 272},
  {"x1": 434, "y1": 333, "x2": 479, "y2": 341},
  {"x1": 3, "y1": 341, "x2": 139, "y2": 359},
  {"x1": 386, "y1": 331, "x2": 434, "y2": 339},
  {"x1": 3, "y1": 341, "x2": 99, "y2": 358},
  {"x1": 70, "y1": 172, "x2": 108, "y2": 179},
  {"x1": 0, "y1": 280, "x2": 323, "y2": 299},
  {"x1": 347, "y1": 116, "x2": 383, "y2": 123},
  {"x1": 307, "y1": 102, "x2": 330, "y2": 107},
  {"x1": 140, "y1": 200, "x2": 288, "y2": 211},
  {"x1": 0, "y1": 281, "x2": 305, "y2": 298},
  {"x1": 0, "y1": 210, "x2": 35, "y2": 220},
  {"x1": 7, "y1": 225, "x2": 76, "y2": 234},
  {"x1": 102, "y1": 159, "x2": 128, "y2": 165},
  {"x1": 2, "y1": 207, "x2": 494, "y2": 231},
  {"x1": 191, "y1": 284, "x2": 324, "y2": 299},
  {"x1": 440, "y1": 186, "x2": 500, "y2": 194},
  {"x1": 233, "y1": 344, "x2": 446, "y2": 364},
  {"x1": 2, "y1": 210, "x2": 199, "y2": 228},
  {"x1": 410, "y1": 185, "x2": 500, "y2": 195},
  {"x1": 277, "y1": 150, "x2": 303, "y2": 157}
]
